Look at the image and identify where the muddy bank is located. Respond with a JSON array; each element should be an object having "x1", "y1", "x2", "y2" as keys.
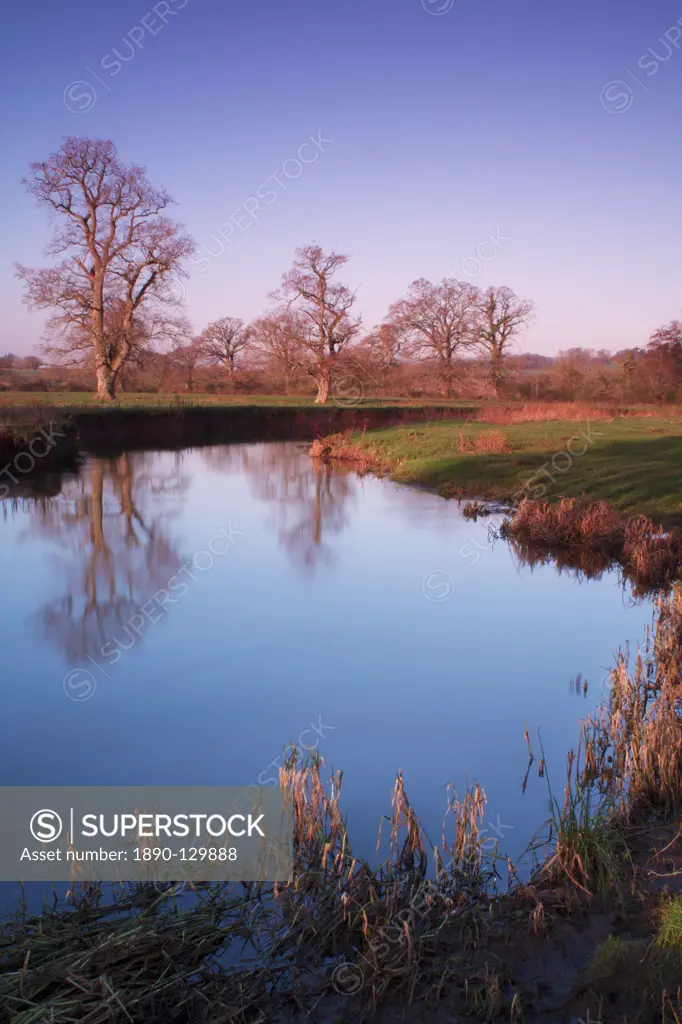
[
  {"x1": 0, "y1": 404, "x2": 476, "y2": 464},
  {"x1": 0, "y1": 415, "x2": 80, "y2": 484},
  {"x1": 71, "y1": 404, "x2": 476, "y2": 451}
]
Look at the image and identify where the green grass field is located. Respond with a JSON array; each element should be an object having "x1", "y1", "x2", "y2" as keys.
[
  {"x1": 353, "y1": 417, "x2": 682, "y2": 520},
  {"x1": 0, "y1": 392, "x2": 477, "y2": 411}
]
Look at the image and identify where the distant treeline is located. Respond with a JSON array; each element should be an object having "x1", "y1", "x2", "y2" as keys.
[
  {"x1": 2, "y1": 330, "x2": 681, "y2": 405},
  {"x1": 12, "y1": 137, "x2": 682, "y2": 404}
]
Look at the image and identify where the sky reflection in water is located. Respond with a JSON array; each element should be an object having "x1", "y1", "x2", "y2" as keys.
[{"x1": 0, "y1": 442, "x2": 653, "y2": 901}]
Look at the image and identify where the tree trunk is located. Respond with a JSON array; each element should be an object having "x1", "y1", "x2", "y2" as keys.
[
  {"x1": 440, "y1": 364, "x2": 453, "y2": 399},
  {"x1": 95, "y1": 363, "x2": 116, "y2": 400},
  {"x1": 91, "y1": 267, "x2": 115, "y2": 400},
  {"x1": 491, "y1": 354, "x2": 503, "y2": 398},
  {"x1": 226, "y1": 355, "x2": 235, "y2": 390},
  {"x1": 314, "y1": 365, "x2": 330, "y2": 404}
]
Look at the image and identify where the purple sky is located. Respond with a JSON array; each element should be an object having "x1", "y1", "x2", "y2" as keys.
[{"x1": 2, "y1": 0, "x2": 682, "y2": 355}]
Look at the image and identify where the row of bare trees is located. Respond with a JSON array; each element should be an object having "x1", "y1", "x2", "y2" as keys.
[
  {"x1": 17, "y1": 136, "x2": 536, "y2": 401},
  {"x1": 377, "y1": 279, "x2": 534, "y2": 398},
  {"x1": 164, "y1": 263, "x2": 534, "y2": 401}
]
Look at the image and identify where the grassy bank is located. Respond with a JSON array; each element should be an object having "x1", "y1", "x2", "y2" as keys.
[
  {"x1": 2, "y1": 588, "x2": 682, "y2": 1023},
  {"x1": 332, "y1": 414, "x2": 682, "y2": 520}
]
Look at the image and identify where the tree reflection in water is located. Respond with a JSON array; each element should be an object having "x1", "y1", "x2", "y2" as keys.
[
  {"x1": 201, "y1": 442, "x2": 358, "y2": 569},
  {"x1": 3, "y1": 452, "x2": 189, "y2": 666},
  {"x1": 2, "y1": 440, "x2": 359, "y2": 668}
]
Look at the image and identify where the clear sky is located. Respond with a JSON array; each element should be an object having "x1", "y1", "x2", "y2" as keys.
[{"x1": 2, "y1": 0, "x2": 681, "y2": 355}]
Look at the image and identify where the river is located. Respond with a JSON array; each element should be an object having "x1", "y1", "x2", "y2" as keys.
[{"x1": 0, "y1": 441, "x2": 652, "y2": 906}]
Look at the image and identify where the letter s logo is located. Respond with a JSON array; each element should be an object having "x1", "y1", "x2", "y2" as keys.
[{"x1": 30, "y1": 809, "x2": 63, "y2": 843}]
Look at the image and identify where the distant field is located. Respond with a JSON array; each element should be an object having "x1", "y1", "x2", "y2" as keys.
[
  {"x1": 0, "y1": 391, "x2": 672, "y2": 413},
  {"x1": 0, "y1": 392, "x2": 479, "y2": 411}
]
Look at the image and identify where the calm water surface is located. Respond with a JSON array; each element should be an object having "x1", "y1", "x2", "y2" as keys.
[{"x1": 0, "y1": 441, "x2": 652, "y2": 899}]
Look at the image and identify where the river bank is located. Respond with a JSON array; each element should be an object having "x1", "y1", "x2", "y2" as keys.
[
  {"x1": 314, "y1": 414, "x2": 682, "y2": 521},
  {"x1": 0, "y1": 400, "x2": 480, "y2": 467},
  {"x1": 2, "y1": 399, "x2": 678, "y2": 508},
  {"x1": 313, "y1": 416, "x2": 682, "y2": 595}
]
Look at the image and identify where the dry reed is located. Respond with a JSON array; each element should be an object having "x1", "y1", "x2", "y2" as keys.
[
  {"x1": 529, "y1": 585, "x2": 682, "y2": 900},
  {"x1": 0, "y1": 749, "x2": 502, "y2": 1023}
]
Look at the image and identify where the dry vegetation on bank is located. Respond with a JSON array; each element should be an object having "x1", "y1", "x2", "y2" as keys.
[{"x1": 502, "y1": 498, "x2": 682, "y2": 593}]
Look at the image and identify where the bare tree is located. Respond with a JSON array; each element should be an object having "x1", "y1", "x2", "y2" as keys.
[
  {"x1": 138, "y1": 349, "x2": 175, "y2": 392},
  {"x1": 363, "y1": 323, "x2": 404, "y2": 371},
  {"x1": 171, "y1": 338, "x2": 205, "y2": 392},
  {"x1": 251, "y1": 307, "x2": 305, "y2": 393},
  {"x1": 649, "y1": 319, "x2": 682, "y2": 348},
  {"x1": 199, "y1": 316, "x2": 252, "y2": 385},
  {"x1": 273, "y1": 244, "x2": 361, "y2": 403},
  {"x1": 385, "y1": 278, "x2": 479, "y2": 398},
  {"x1": 475, "y1": 286, "x2": 534, "y2": 398},
  {"x1": 641, "y1": 320, "x2": 682, "y2": 401},
  {"x1": 16, "y1": 137, "x2": 195, "y2": 400}
]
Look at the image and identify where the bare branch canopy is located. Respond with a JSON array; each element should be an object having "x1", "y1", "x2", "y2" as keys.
[{"x1": 16, "y1": 137, "x2": 195, "y2": 399}]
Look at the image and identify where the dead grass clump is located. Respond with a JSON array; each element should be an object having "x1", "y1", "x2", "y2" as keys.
[
  {"x1": 458, "y1": 429, "x2": 512, "y2": 454},
  {"x1": 311, "y1": 430, "x2": 390, "y2": 474},
  {"x1": 534, "y1": 736, "x2": 630, "y2": 899},
  {"x1": 502, "y1": 498, "x2": 682, "y2": 593},
  {"x1": 657, "y1": 893, "x2": 682, "y2": 953},
  {"x1": 623, "y1": 517, "x2": 682, "y2": 591},
  {"x1": 503, "y1": 498, "x2": 625, "y2": 552}
]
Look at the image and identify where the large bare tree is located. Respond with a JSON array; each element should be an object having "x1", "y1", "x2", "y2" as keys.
[
  {"x1": 385, "y1": 278, "x2": 480, "y2": 398},
  {"x1": 475, "y1": 286, "x2": 534, "y2": 397},
  {"x1": 273, "y1": 245, "x2": 361, "y2": 403},
  {"x1": 199, "y1": 316, "x2": 252, "y2": 384},
  {"x1": 17, "y1": 137, "x2": 195, "y2": 400}
]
